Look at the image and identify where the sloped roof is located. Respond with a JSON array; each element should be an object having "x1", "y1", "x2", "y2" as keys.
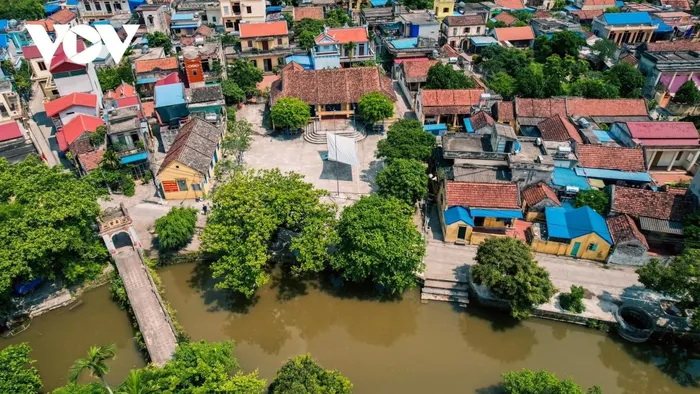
[
  {"x1": 239, "y1": 21, "x2": 288, "y2": 38},
  {"x1": 470, "y1": 111, "x2": 495, "y2": 130},
  {"x1": 188, "y1": 84, "x2": 223, "y2": 103},
  {"x1": 402, "y1": 60, "x2": 438, "y2": 81},
  {"x1": 155, "y1": 72, "x2": 181, "y2": 86},
  {"x1": 159, "y1": 118, "x2": 221, "y2": 175},
  {"x1": 576, "y1": 145, "x2": 646, "y2": 172},
  {"x1": 294, "y1": 6, "x2": 324, "y2": 21},
  {"x1": 44, "y1": 93, "x2": 97, "y2": 117},
  {"x1": 0, "y1": 121, "x2": 22, "y2": 142},
  {"x1": 522, "y1": 181, "x2": 560, "y2": 207},
  {"x1": 494, "y1": 101, "x2": 514, "y2": 122},
  {"x1": 48, "y1": 9, "x2": 77, "y2": 24},
  {"x1": 625, "y1": 121, "x2": 699, "y2": 145},
  {"x1": 135, "y1": 57, "x2": 179, "y2": 74},
  {"x1": 660, "y1": 0, "x2": 691, "y2": 9},
  {"x1": 515, "y1": 97, "x2": 648, "y2": 118},
  {"x1": 494, "y1": 26, "x2": 535, "y2": 42},
  {"x1": 444, "y1": 15, "x2": 486, "y2": 26},
  {"x1": 77, "y1": 149, "x2": 105, "y2": 172},
  {"x1": 571, "y1": 10, "x2": 604, "y2": 20},
  {"x1": 602, "y1": 12, "x2": 653, "y2": 26},
  {"x1": 105, "y1": 82, "x2": 136, "y2": 99},
  {"x1": 645, "y1": 40, "x2": 700, "y2": 52},
  {"x1": 582, "y1": 0, "x2": 614, "y2": 6},
  {"x1": 26, "y1": 20, "x2": 54, "y2": 33},
  {"x1": 271, "y1": 66, "x2": 396, "y2": 105},
  {"x1": 50, "y1": 41, "x2": 86, "y2": 73},
  {"x1": 537, "y1": 114, "x2": 582, "y2": 143},
  {"x1": 495, "y1": 0, "x2": 525, "y2": 9},
  {"x1": 610, "y1": 185, "x2": 691, "y2": 221},
  {"x1": 57, "y1": 114, "x2": 103, "y2": 151},
  {"x1": 545, "y1": 206, "x2": 612, "y2": 244},
  {"x1": 495, "y1": 12, "x2": 517, "y2": 26},
  {"x1": 315, "y1": 26, "x2": 368, "y2": 44},
  {"x1": 21, "y1": 45, "x2": 42, "y2": 59},
  {"x1": 606, "y1": 214, "x2": 648, "y2": 248},
  {"x1": 421, "y1": 89, "x2": 484, "y2": 108},
  {"x1": 445, "y1": 181, "x2": 520, "y2": 209}
]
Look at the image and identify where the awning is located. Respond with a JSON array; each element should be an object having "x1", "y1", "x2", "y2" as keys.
[
  {"x1": 470, "y1": 208, "x2": 523, "y2": 219},
  {"x1": 639, "y1": 217, "x2": 683, "y2": 235},
  {"x1": 575, "y1": 167, "x2": 652, "y2": 183},
  {"x1": 551, "y1": 167, "x2": 591, "y2": 190},
  {"x1": 172, "y1": 24, "x2": 199, "y2": 29},
  {"x1": 137, "y1": 77, "x2": 157, "y2": 84},
  {"x1": 424, "y1": 123, "x2": 447, "y2": 136},
  {"x1": 463, "y1": 118, "x2": 474, "y2": 133},
  {"x1": 120, "y1": 151, "x2": 148, "y2": 164}
]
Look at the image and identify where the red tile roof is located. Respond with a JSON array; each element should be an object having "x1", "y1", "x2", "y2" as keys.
[
  {"x1": 422, "y1": 89, "x2": 485, "y2": 107},
  {"x1": 105, "y1": 82, "x2": 137, "y2": 99},
  {"x1": 271, "y1": 66, "x2": 396, "y2": 106},
  {"x1": 44, "y1": 93, "x2": 98, "y2": 117},
  {"x1": 495, "y1": 12, "x2": 517, "y2": 26},
  {"x1": 155, "y1": 72, "x2": 181, "y2": 86},
  {"x1": 576, "y1": 145, "x2": 646, "y2": 172},
  {"x1": 470, "y1": 111, "x2": 495, "y2": 130},
  {"x1": 294, "y1": 6, "x2": 324, "y2": 21},
  {"x1": 315, "y1": 27, "x2": 368, "y2": 44},
  {"x1": 537, "y1": 114, "x2": 583, "y2": 143},
  {"x1": 494, "y1": 26, "x2": 535, "y2": 42},
  {"x1": 444, "y1": 15, "x2": 486, "y2": 26},
  {"x1": 446, "y1": 181, "x2": 521, "y2": 209},
  {"x1": 494, "y1": 101, "x2": 515, "y2": 122},
  {"x1": 77, "y1": 149, "x2": 104, "y2": 172},
  {"x1": 495, "y1": 0, "x2": 525, "y2": 9},
  {"x1": 135, "y1": 57, "x2": 179, "y2": 74},
  {"x1": 0, "y1": 121, "x2": 22, "y2": 142},
  {"x1": 620, "y1": 53, "x2": 639, "y2": 66},
  {"x1": 48, "y1": 9, "x2": 77, "y2": 24},
  {"x1": 606, "y1": 214, "x2": 649, "y2": 248},
  {"x1": 534, "y1": 10, "x2": 551, "y2": 18},
  {"x1": 403, "y1": 60, "x2": 438, "y2": 80},
  {"x1": 610, "y1": 185, "x2": 691, "y2": 221},
  {"x1": 522, "y1": 181, "x2": 560, "y2": 207},
  {"x1": 626, "y1": 122, "x2": 699, "y2": 145},
  {"x1": 56, "y1": 114, "x2": 103, "y2": 151},
  {"x1": 571, "y1": 9, "x2": 604, "y2": 20},
  {"x1": 645, "y1": 40, "x2": 700, "y2": 52},
  {"x1": 26, "y1": 20, "x2": 54, "y2": 33},
  {"x1": 515, "y1": 97, "x2": 648, "y2": 118},
  {"x1": 21, "y1": 45, "x2": 42, "y2": 60},
  {"x1": 582, "y1": 0, "x2": 615, "y2": 6},
  {"x1": 239, "y1": 21, "x2": 288, "y2": 38},
  {"x1": 660, "y1": 0, "x2": 691, "y2": 10},
  {"x1": 50, "y1": 41, "x2": 86, "y2": 73},
  {"x1": 115, "y1": 96, "x2": 140, "y2": 109},
  {"x1": 440, "y1": 44, "x2": 460, "y2": 58}
]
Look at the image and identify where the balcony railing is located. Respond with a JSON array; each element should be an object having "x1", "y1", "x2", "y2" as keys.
[{"x1": 80, "y1": 8, "x2": 130, "y2": 17}]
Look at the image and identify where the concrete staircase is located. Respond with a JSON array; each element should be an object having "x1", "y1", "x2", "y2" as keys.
[
  {"x1": 421, "y1": 279, "x2": 469, "y2": 307},
  {"x1": 303, "y1": 121, "x2": 367, "y2": 144}
]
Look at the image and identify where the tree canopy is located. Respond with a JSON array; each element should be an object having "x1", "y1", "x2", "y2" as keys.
[
  {"x1": 403, "y1": 0, "x2": 433, "y2": 10},
  {"x1": 331, "y1": 195, "x2": 425, "y2": 294},
  {"x1": 376, "y1": 119, "x2": 436, "y2": 163},
  {"x1": 487, "y1": 71, "x2": 517, "y2": 99},
  {"x1": 357, "y1": 92, "x2": 394, "y2": 124},
  {"x1": 269, "y1": 354, "x2": 352, "y2": 394},
  {"x1": 375, "y1": 158, "x2": 427, "y2": 206},
  {"x1": 502, "y1": 369, "x2": 602, "y2": 394},
  {"x1": 424, "y1": 63, "x2": 476, "y2": 89},
  {"x1": 68, "y1": 344, "x2": 116, "y2": 394},
  {"x1": 155, "y1": 207, "x2": 198, "y2": 252},
  {"x1": 221, "y1": 79, "x2": 246, "y2": 105},
  {"x1": 227, "y1": 59, "x2": 264, "y2": 95},
  {"x1": 145, "y1": 32, "x2": 172, "y2": 55},
  {"x1": 0, "y1": 157, "x2": 108, "y2": 308},
  {"x1": 96, "y1": 59, "x2": 135, "y2": 93},
  {"x1": 325, "y1": 8, "x2": 352, "y2": 27},
  {"x1": 534, "y1": 31, "x2": 586, "y2": 62},
  {"x1": 0, "y1": 343, "x2": 42, "y2": 394},
  {"x1": 0, "y1": 0, "x2": 43, "y2": 20},
  {"x1": 604, "y1": 62, "x2": 645, "y2": 98},
  {"x1": 591, "y1": 38, "x2": 617, "y2": 62},
  {"x1": 573, "y1": 190, "x2": 609, "y2": 215},
  {"x1": 673, "y1": 81, "x2": 700, "y2": 105},
  {"x1": 472, "y1": 238, "x2": 555, "y2": 319},
  {"x1": 270, "y1": 97, "x2": 311, "y2": 130},
  {"x1": 201, "y1": 170, "x2": 336, "y2": 298}
]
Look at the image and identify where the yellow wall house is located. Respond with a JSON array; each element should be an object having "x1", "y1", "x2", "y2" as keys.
[
  {"x1": 236, "y1": 21, "x2": 291, "y2": 73},
  {"x1": 438, "y1": 180, "x2": 523, "y2": 244},
  {"x1": 530, "y1": 206, "x2": 612, "y2": 261},
  {"x1": 158, "y1": 118, "x2": 223, "y2": 200},
  {"x1": 434, "y1": 0, "x2": 455, "y2": 21}
]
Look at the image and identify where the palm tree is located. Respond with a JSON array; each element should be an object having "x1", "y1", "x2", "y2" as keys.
[
  {"x1": 69, "y1": 344, "x2": 117, "y2": 394},
  {"x1": 118, "y1": 369, "x2": 152, "y2": 394},
  {"x1": 344, "y1": 41, "x2": 357, "y2": 63}
]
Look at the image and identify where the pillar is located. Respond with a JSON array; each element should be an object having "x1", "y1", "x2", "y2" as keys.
[
  {"x1": 646, "y1": 150, "x2": 655, "y2": 170},
  {"x1": 102, "y1": 233, "x2": 117, "y2": 255},
  {"x1": 691, "y1": 150, "x2": 700, "y2": 170},
  {"x1": 128, "y1": 226, "x2": 142, "y2": 249},
  {"x1": 667, "y1": 151, "x2": 677, "y2": 171}
]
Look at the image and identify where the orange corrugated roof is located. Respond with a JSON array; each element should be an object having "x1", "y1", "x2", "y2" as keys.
[
  {"x1": 239, "y1": 21, "x2": 288, "y2": 38},
  {"x1": 135, "y1": 57, "x2": 179, "y2": 74},
  {"x1": 495, "y1": 0, "x2": 525, "y2": 9},
  {"x1": 315, "y1": 27, "x2": 368, "y2": 44},
  {"x1": 44, "y1": 93, "x2": 97, "y2": 117},
  {"x1": 294, "y1": 7, "x2": 324, "y2": 21},
  {"x1": 494, "y1": 26, "x2": 535, "y2": 42},
  {"x1": 26, "y1": 19, "x2": 54, "y2": 32}
]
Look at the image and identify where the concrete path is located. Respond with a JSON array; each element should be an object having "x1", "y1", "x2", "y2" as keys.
[
  {"x1": 113, "y1": 248, "x2": 177, "y2": 365},
  {"x1": 26, "y1": 83, "x2": 59, "y2": 167}
]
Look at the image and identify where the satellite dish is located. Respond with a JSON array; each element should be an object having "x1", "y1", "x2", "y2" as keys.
[{"x1": 8, "y1": 19, "x2": 17, "y2": 28}]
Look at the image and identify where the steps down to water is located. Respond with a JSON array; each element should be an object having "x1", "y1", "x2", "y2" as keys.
[{"x1": 421, "y1": 279, "x2": 469, "y2": 307}]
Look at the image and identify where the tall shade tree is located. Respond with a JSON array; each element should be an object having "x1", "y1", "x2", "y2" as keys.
[
  {"x1": 0, "y1": 157, "x2": 108, "y2": 308},
  {"x1": 331, "y1": 195, "x2": 425, "y2": 294},
  {"x1": 227, "y1": 59, "x2": 263, "y2": 95},
  {"x1": 270, "y1": 354, "x2": 352, "y2": 394},
  {"x1": 325, "y1": 8, "x2": 352, "y2": 27},
  {"x1": 0, "y1": 343, "x2": 42, "y2": 394},
  {"x1": 515, "y1": 63, "x2": 546, "y2": 98},
  {"x1": 591, "y1": 38, "x2": 617, "y2": 62},
  {"x1": 223, "y1": 119, "x2": 253, "y2": 166},
  {"x1": 502, "y1": 369, "x2": 602, "y2": 394},
  {"x1": 471, "y1": 238, "x2": 555, "y2": 319},
  {"x1": 604, "y1": 62, "x2": 645, "y2": 98},
  {"x1": 154, "y1": 207, "x2": 198, "y2": 252},
  {"x1": 403, "y1": 0, "x2": 433, "y2": 10},
  {"x1": 270, "y1": 97, "x2": 311, "y2": 130},
  {"x1": 357, "y1": 92, "x2": 394, "y2": 124},
  {"x1": 201, "y1": 170, "x2": 337, "y2": 297},
  {"x1": 533, "y1": 30, "x2": 586, "y2": 62},
  {"x1": 673, "y1": 81, "x2": 700, "y2": 105},
  {"x1": 376, "y1": 119, "x2": 436, "y2": 163},
  {"x1": 424, "y1": 63, "x2": 476, "y2": 89},
  {"x1": 375, "y1": 158, "x2": 428, "y2": 206},
  {"x1": 145, "y1": 32, "x2": 172, "y2": 55},
  {"x1": 573, "y1": 189, "x2": 609, "y2": 215},
  {"x1": 221, "y1": 79, "x2": 246, "y2": 105},
  {"x1": 69, "y1": 344, "x2": 117, "y2": 394},
  {"x1": 96, "y1": 60, "x2": 135, "y2": 93},
  {"x1": 568, "y1": 75, "x2": 620, "y2": 99},
  {"x1": 0, "y1": 0, "x2": 44, "y2": 20},
  {"x1": 487, "y1": 71, "x2": 517, "y2": 99}
]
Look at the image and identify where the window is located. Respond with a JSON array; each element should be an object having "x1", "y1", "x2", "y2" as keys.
[
  {"x1": 465, "y1": 27, "x2": 470, "y2": 34},
  {"x1": 0, "y1": 105, "x2": 7, "y2": 118},
  {"x1": 226, "y1": 20, "x2": 233, "y2": 28},
  {"x1": 277, "y1": 38, "x2": 283, "y2": 45},
  {"x1": 246, "y1": 6, "x2": 252, "y2": 13},
  {"x1": 247, "y1": 40, "x2": 253, "y2": 47},
  {"x1": 223, "y1": 5, "x2": 230, "y2": 15},
  {"x1": 176, "y1": 179, "x2": 188, "y2": 191},
  {"x1": 453, "y1": 28, "x2": 457, "y2": 35},
  {"x1": 212, "y1": 16, "x2": 217, "y2": 23},
  {"x1": 443, "y1": 7, "x2": 449, "y2": 12},
  {"x1": 95, "y1": 2, "x2": 101, "y2": 10},
  {"x1": 233, "y1": 4, "x2": 241, "y2": 13},
  {"x1": 37, "y1": 61, "x2": 46, "y2": 71},
  {"x1": 588, "y1": 244, "x2": 598, "y2": 251},
  {"x1": 85, "y1": 3, "x2": 92, "y2": 11},
  {"x1": 114, "y1": 2, "x2": 121, "y2": 10},
  {"x1": 251, "y1": 59, "x2": 257, "y2": 67},
  {"x1": 457, "y1": 226, "x2": 467, "y2": 240},
  {"x1": 476, "y1": 26, "x2": 481, "y2": 33},
  {"x1": 278, "y1": 57, "x2": 284, "y2": 65},
  {"x1": 474, "y1": 217, "x2": 485, "y2": 227},
  {"x1": 192, "y1": 183, "x2": 202, "y2": 191},
  {"x1": 192, "y1": 70, "x2": 198, "y2": 75}
]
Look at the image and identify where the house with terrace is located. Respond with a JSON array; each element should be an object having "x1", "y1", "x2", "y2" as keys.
[
  {"x1": 441, "y1": 14, "x2": 488, "y2": 51},
  {"x1": 438, "y1": 180, "x2": 523, "y2": 245},
  {"x1": 492, "y1": 26, "x2": 535, "y2": 48},
  {"x1": 574, "y1": 0, "x2": 615, "y2": 10},
  {"x1": 0, "y1": 74, "x2": 21, "y2": 126},
  {"x1": 416, "y1": 88, "x2": 486, "y2": 128},
  {"x1": 21, "y1": 45, "x2": 56, "y2": 99},
  {"x1": 186, "y1": 84, "x2": 225, "y2": 122},
  {"x1": 638, "y1": 46, "x2": 700, "y2": 114},
  {"x1": 394, "y1": 59, "x2": 437, "y2": 109},
  {"x1": 135, "y1": 57, "x2": 180, "y2": 97},
  {"x1": 529, "y1": 206, "x2": 612, "y2": 261},
  {"x1": 103, "y1": 82, "x2": 139, "y2": 111},
  {"x1": 55, "y1": 114, "x2": 104, "y2": 156},
  {"x1": 0, "y1": 121, "x2": 37, "y2": 164},
  {"x1": 44, "y1": 92, "x2": 98, "y2": 130},
  {"x1": 236, "y1": 21, "x2": 291, "y2": 73},
  {"x1": 155, "y1": 82, "x2": 189, "y2": 125},
  {"x1": 49, "y1": 42, "x2": 103, "y2": 103},
  {"x1": 575, "y1": 144, "x2": 652, "y2": 187},
  {"x1": 610, "y1": 121, "x2": 700, "y2": 173},
  {"x1": 270, "y1": 63, "x2": 396, "y2": 121},
  {"x1": 182, "y1": 42, "x2": 223, "y2": 86},
  {"x1": 312, "y1": 26, "x2": 374, "y2": 69},
  {"x1": 170, "y1": 13, "x2": 202, "y2": 36},
  {"x1": 592, "y1": 12, "x2": 657, "y2": 46},
  {"x1": 106, "y1": 106, "x2": 152, "y2": 177}
]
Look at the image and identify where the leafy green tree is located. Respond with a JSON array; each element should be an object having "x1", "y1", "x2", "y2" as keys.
[
  {"x1": 472, "y1": 238, "x2": 555, "y2": 319},
  {"x1": 375, "y1": 158, "x2": 427, "y2": 206},
  {"x1": 673, "y1": 81, "x2": 700, "y2": 105},
  {"x1": 515, "y1": 63, "x2": 546, "y2": 98},
  {"x1": 534, "y1": 31, "x2": 586, "y2": 62},
  {"x1": 0, "y1": 343, "x2": 42, "y2": 394},
  {"x1": 573, "y1": 190, "x2": 609, "y2": 215},
  {"x1": 90, "y1": 126, "x2": 107, "y2": 148},
  {"x1": 501, "y1": 369, "x2": 601, "y2": 394},
  {"x1": 604, "y1": 6, "x2": 621, "y2": 13},
  {"x1": 403, "y1": 0, "x2": 433, "y2": 9},
  {"x1": 0, "y1": 157, "x2": 108, "y2": 307},
  {"x1": 591, "y1": 38, "x2": 617, "y2": 61},
  {"x1": 227, "y1": 59, "x2": 263, "y2": 95},
  {"x1": 486, "y1": 20, "x2": 508, "y2": 29},
  {"x1": 559, "y1": 285, "x2": 586, "y2": 314},
  {"x1": 270, "y1": 354, "x2": 352, "y2": 394},
  {"x1": 298, "y1": 30, "x2": 318, "y2": 51},
  {"x1": 69, "y1": 344, "x2": 117, "y2": 394},
  {"x1": 221, "y1": 79, "x2": 246, "y2": 105},
  {"x1": 270, "y1": 97, "x2": 311, "y2": 130},
  {"x1": 344, "y1": 41, "x2": 357, "y2": 62},
  {"x1": 0, "y1": 0, "x2": 44, "y2": 20},
  {"x1": 331, "y1": 195, "x2": 425, "y2": 294},
  {"x1": 684, "y1": 211, "x2": 700, "y2": 249},
  {"x1": 220, "y1": 34, "x2": 240, "y2": 47},
  {"x1": 357, "y1": 92, "x2": 394, "y2": 124},
  {"x1": 2, "y1": 59, "x2": 32, "y2": 98},
  {"x1": 479, "y1": 46, "x2": 532, "y2": 77},
  {"x1": 637, "y1": 249, "x2": 700, "y2": 329},
  {"x1": 223, "y1": 119, "x2": 254, "y2": 166},
  {"x1": 145, "y1": 32, "x2": 172, "y2": 55},
  {"x1": 154, "y1": 207, "x2": 198, "y2": 252},
  {"x1": 325, "y1": 8, "x2": 352, "y2": 27},
  {"x1": 201, "y1": 170, "x2": 336, "y2": 297},
  {"x1": 53, "y1": 382, "x2": 106, "y2": 394},
  {"x1": 292, "y1": 18, "x2": 325, "y2": 39},
  {"x1": 424, "y1": 63, "x2": 476, "y2": 89},
  {"x1": 568, "y1": 74, "x2": 619, "y2": 99},
  {"x1": 376, "y1": 119, "x2": 436, "y2": 163},
  {"x1": 604, "y1": 62, "x2": 644, "y2": 98},
  {"x1": 96, "y1": 60, "x2": 135, "y2": 93},
  {"x1": 487, "y1": 71, "x2": 517, "y2": 99}
]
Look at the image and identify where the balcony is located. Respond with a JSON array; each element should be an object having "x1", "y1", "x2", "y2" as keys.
[{"x1": 81, "y1": 8, "x2": 130, "y2": 17}]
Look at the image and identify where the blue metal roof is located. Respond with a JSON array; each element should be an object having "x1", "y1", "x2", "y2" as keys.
[
  {"x1": 44, "y1": 4, "x2": 61, "y2": 14},
  {"x1": 463, "y1": 118, "x2": 474, "y2": 133},
  {"x1": 266, "y1": 5, "x2": 283, "y2": 13},
  {"x1": 445, "y1": 206, "x2": 474, "y2": 226},
  {"x1": 0, "y1": 34, "x2": 7, "y2": 48},
  {"x1": 552, "y1": 167, "x2": 591, "y2": 190},
  {"x1": 172, "y1": 24, "x2": 199, "y2": 29},
  {"x1": 424, "y1": 123, "x2": 447, "y2": 136},
  {"x1": 564, "y1": 5, "x2": 580, "y2": 11},
  {"x1": 545, "y1": 206, "x2": 612, "y2": 244},
  {"x1": 371, "y1": 0, "x2": 389, "y2": 5},
  {"x1": 654, "y1": 20, "x2": 674, "y2": 34},
  {"x1": 470, "y1": 36, "x2": 498, "y2": 46},
  {"x1": 171, "y1": 13, "x2": 195, "y2": 21},
  {"x1": 470, "y1": 209, "x2": 523, "y2": 219},
  {"x1": 91, "y1": 20, "x2": 111, "y2": 26},
  {"x1": 593, "y1": 129, "x2": 614, "y2": 142},
  {"x1": 603, "y1": 12, "x2": 653, "y2": 25},
  {"x1": 391, "y1": 38, "x2": 418, "y2": 49},
  {"x1": 285, "y1": 55, "x2": 313, "y2": 69},
  {"x1": 0, "y1": 20, "x2": 7, "y2": 32},
  {"x1": 575, "y1": 167, "x2": 652, "y2": 182},
  {"x1": 155, "y1": 83, "x2": 186, "y2": 107},
  {"x1": 137, "y1": 77, "x2": 157, "y2": 84},
  {"x1": 128, "y1": 0, "x2": 145, "y2": 11},
  {"x1": 66, "y1": 0, "x2": 79, "y2": 5},
  {"x1": 120, "y1": 151, "x2": 148, "y2": 164}
]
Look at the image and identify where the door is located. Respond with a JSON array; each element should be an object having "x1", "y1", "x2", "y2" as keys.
[
  {"x1": 570, "y1": 242, "x2": 581, "y2": 257},
  {"x1": 457, "y1": 226, "x2": 467, "y2": 241},
  {"x1": 105, "y1": 3, "x2": 112, "y2": 13},
  {"x1": 262, "y1": 40, "x2": 269, "y2": 50},
  {"x1": 263, "y1": 58, "x2": 273, "y2": 72}
]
